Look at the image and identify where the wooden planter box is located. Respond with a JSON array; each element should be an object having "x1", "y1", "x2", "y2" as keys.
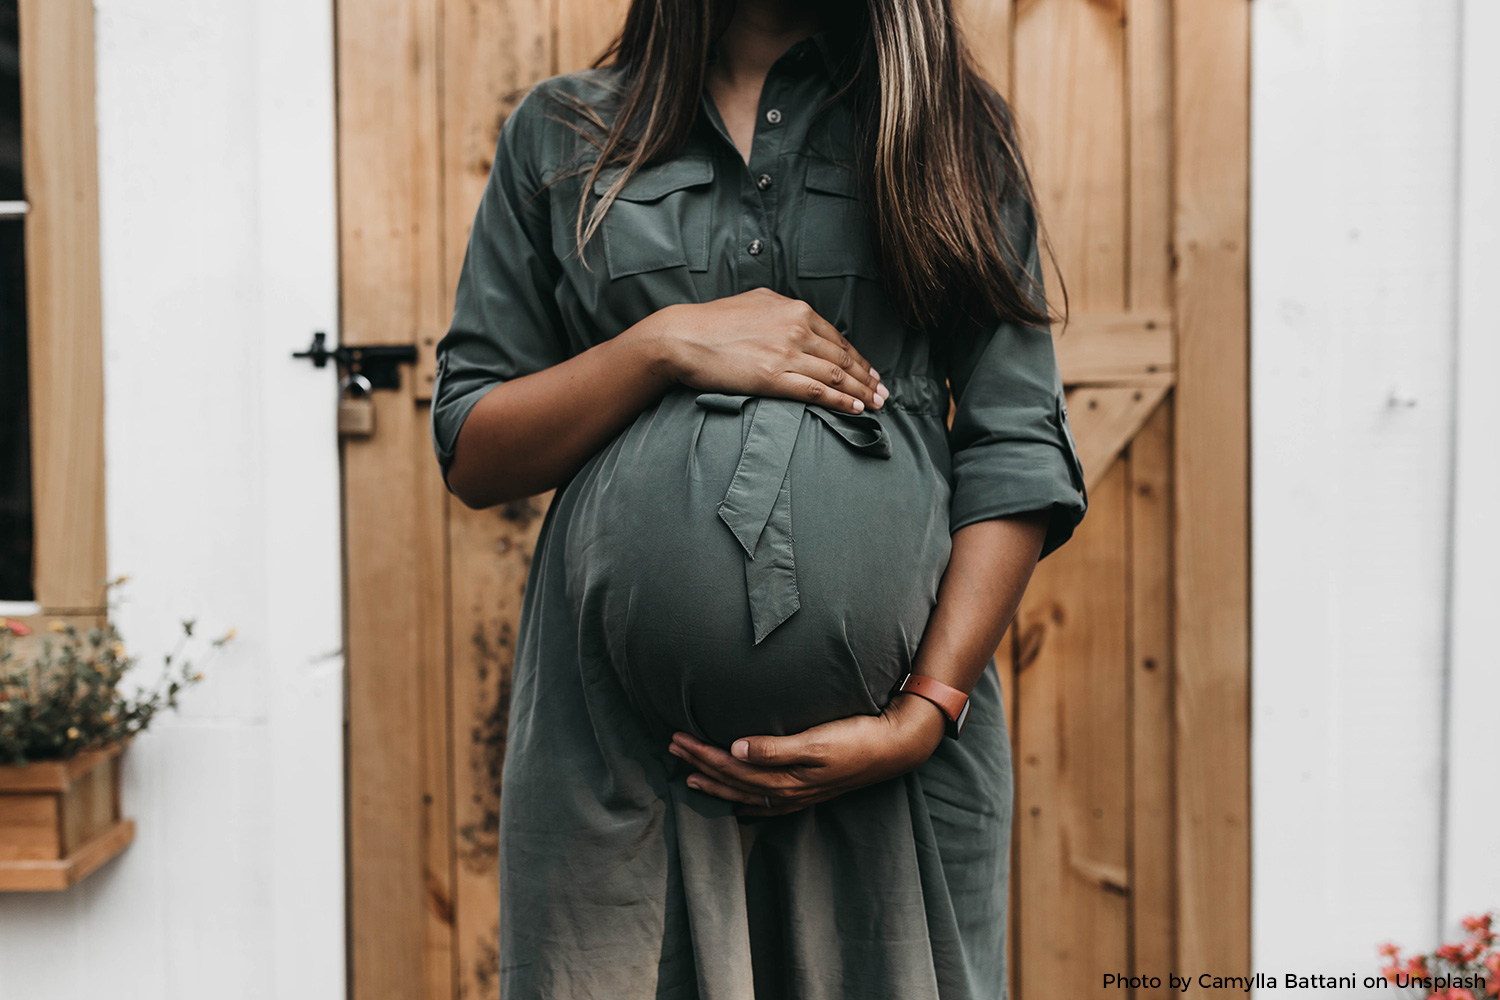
[{"x1": 0, "y1": 743, "x2": 135, "y2": 891}]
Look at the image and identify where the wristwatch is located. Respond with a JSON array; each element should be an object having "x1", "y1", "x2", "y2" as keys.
[{"x1": 893, "y1": 673, "x2": 970, "y2": 740}]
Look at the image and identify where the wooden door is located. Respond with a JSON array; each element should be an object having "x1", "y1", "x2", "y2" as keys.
[{"x1": 334, "y1": 1, "x2": 1248, "y2": 998}]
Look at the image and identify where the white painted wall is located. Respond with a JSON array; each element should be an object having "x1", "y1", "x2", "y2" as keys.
[
  {"x1": 1252, "y1": 0, "x2": 1498, "y2": 995},
  {"x1": 1444, "y1": 0, "x2": 1500, "y2": 931},
  {"x1": 0, "y1": 1, "x2": 345, "y2": 998}
]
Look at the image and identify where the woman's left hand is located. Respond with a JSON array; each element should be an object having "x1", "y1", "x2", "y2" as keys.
[{"x1": 668, "y1": 692, "x2": 948, "y2": 817}]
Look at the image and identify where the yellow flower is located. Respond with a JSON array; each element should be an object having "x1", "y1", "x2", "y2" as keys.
[
  {"x1": 193, "y1": 672, "x2": 204, "y2": 682},
  {"x1": 66, "y1": 727, "x2": 79, "y2": 739},
  {"x1": 110, "y1": 641, "x2": 126, "y2": 658},
  {"x1": 49, "y1": 620, "x2": 67, "y2": 633},
  {"x1": 109, "y1": 574, "x2": 131, "y2": 586},
  {"x1": 221, "y1": 627, "x2": 237, "y2": 642}
]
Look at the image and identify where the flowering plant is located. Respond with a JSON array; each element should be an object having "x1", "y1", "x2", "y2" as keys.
[
  {"x1": 1380, "y1": 912, "x2": 1499, "y2": 1000},
  {"x1": 0, "y1": 580, "x2": 234, "y2": 765}
]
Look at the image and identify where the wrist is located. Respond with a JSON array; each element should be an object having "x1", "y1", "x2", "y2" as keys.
[
  {"x1": 886, "y1": 691, "x2": 947, "y2": 761},
  {"x1": 624, "y1": 304, "x2": 686, "y2": 386}
]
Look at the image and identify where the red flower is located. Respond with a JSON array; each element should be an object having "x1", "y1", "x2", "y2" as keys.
[{"x1": 0, "y1": 618, "x2": 32, "y2": 637}]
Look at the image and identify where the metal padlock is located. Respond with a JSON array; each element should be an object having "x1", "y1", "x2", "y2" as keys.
[{"x1": 338, "y1": 372, "x2": 376, "y2": 438}]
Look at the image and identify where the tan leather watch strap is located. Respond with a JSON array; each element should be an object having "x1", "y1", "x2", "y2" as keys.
[{"x1": 895, "y1": 673, "x2": 971, "y2": 739}]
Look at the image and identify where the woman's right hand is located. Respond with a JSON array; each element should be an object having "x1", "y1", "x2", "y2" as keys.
[{"x1": 639, "y1": 288, "x2": 889, "y2": 414}]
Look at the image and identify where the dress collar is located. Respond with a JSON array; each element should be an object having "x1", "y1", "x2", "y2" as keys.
[{"x1": 705, "y1": 29, "x2": 843, "y2": 80}]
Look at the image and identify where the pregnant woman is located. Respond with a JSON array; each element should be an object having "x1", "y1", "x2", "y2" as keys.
[{"x1": 430, "y1": 0, "x2": 1087, "y2": 996}]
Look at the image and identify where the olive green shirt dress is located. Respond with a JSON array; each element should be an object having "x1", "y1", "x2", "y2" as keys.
[{"x1": 430, "y1": 33, "x2": 1087, "y2": 1000}]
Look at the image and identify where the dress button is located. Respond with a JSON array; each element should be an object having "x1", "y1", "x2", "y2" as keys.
[
  {"x1": 765, "y1": 108, "x2": 782, "y2": 125},
  {"x1": 747, "y1": 239, "x2": 764, "y2": 256},
  {"x1": 756, "y1": 173, "x2": 773, "y2": 191}
]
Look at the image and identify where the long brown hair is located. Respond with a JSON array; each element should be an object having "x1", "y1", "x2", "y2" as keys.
[{"x1": 556, "y1": 0, "x2": 1062, "y2": 331}]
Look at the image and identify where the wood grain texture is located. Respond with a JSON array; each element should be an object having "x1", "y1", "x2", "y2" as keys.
[
  {"x1": 1056, "y1": 310, "x2": 1174, "y2": 385},
  {"x1": 958, "y1": 0, "x2": 1015, "y2": 98},
  {"x1": 1126, "y1": 0, "x2": 1174, "y2": 311},
  {"x1": 1065, "y1": 385, "x2": 1170, "y2": 493},
  {"x1": 337, "y1": 0, "x2": 446, "y2": 994},
  {"x1": 0, "y1": 742, "x2": 121, "y2": 793},
  {"x1": 446, "y1": 495, "x2": 549, "y2": 1000},
  {"x1": 0, "y1": 818, "x2": 134, "y2": 891},
  {"x1": 1172, "y1": 0, "x2": 1251, "y2": 981},
  {"x1": 1014, "y1": 0, "x2": 1128, "y2": 313},
  {"x1": 57, "y1": 755, "x2": 115, "y2": 855},
  {"x1": 18, "y1": 0, "x2": 106, "y2": 612},
  {"x1": 439, "y1": 3, "x2": 555, "y2": 996},
  {"x1": 1015, "y1": 459, "x2": 1131, "y2": 999},
  {"x1": 416, "y1": 429, "x2": 455, "y2": 1000},
  {"x1": 431, "y1": 0, "x2": 552, "y2": 402},
  {"x1": 0, "y1": 795, "x2": 57, "y2": 861},
  {"x1": 1127, "y1": 400, "x2": 1176, "y2": 998},
  {"x1": 553, "y1": 0, "x2": 627, "y2": 74},
  {"x1": 0, "y1": 745, "x2": 128, "y2": 884}
]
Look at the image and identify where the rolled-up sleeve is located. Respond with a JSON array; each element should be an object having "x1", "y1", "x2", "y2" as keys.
[
  {"x1": 946, "y1": 196, "x2": 1087, "y2": 559},
  {"x1": 430, "y1": 86, "x2": 568, "y2": 491}
]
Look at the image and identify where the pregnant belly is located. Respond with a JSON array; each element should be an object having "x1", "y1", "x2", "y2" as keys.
[{"x1": 562, "y1": 386, "x2": 953, "y2": 748}]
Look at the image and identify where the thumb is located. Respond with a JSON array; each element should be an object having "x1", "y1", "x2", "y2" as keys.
[{"x1": 732, "y1": 733, "x2": 821, "y2": 767}]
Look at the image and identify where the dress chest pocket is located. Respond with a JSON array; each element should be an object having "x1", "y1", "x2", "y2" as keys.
[
  {"x1": 594, "y1": 158, "x2": 715, "y2": 279},
  {"x1": 798, "y1": 160, "x2": 881, "y2": 281}
]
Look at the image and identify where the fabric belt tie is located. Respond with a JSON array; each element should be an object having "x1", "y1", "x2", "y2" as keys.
[{"x1": 694, "y1": 392, "x2": 893, "y2": 644}]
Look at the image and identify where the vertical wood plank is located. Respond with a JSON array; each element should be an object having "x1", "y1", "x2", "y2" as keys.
[
  {"x1": 18, "y1": 0, "x2": 106, "y2": 612},
  {"x1": 416, "y1": 435, "x2": 455, "y2": 1000},
  {"x1": 343, "y1": 383, "x2": 430, "y2": 1000},
  {"x1": 447, "y1": 496, "x2": 550, "y2": 999},
  {"x1": 1015, "y1": 461, "x2": 1131, "y2": 999},
  {"x1": 431, "y1": 0, "x2": 552, "y2": 401},
  {"x1": 1126, "y1": 0, "x2": 1174, "y2": 311},
  {"x1": 553, "y1": 0, "x2": 627, "y2": 74},
  {"x1": 439, "y1": 3, "x2": 553, "y2": 996},
  {"x1": 958, "y1": 0, "x2": 1015, "y2": 99},
  {"x1": 1013, "y1": 0, "x2": 1128, "y2": 313},
  {"x1": 1172, "y1": 0, "x2": 1250, "y2": 984},
  {"x1": 1127, "y1": 400, "x2": 1175, "y2": 998},
  {"x1": 338, "y1": 0, "x2": 446, "y2": 994}
]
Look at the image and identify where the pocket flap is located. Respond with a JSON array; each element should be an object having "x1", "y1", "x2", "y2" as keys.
[
  {"x1": 594, "y1": 157, "x2": 715, "y2": 202},
  {"x1": 695, "y1": 392, "x2": 753, "y2": 414},
  {"x1": 804, "y1": 159, "x2": 860, "y2": 198}
]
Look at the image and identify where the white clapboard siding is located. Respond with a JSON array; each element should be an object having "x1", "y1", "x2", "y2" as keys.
[
  {"x1": 0, "y1": 0, "x2": 345, "y2": 998},
  {"x1": 1251, "y1": 0, "x2": 1467, "y2": 992},
  {"x1": 1444, "y1": 0, "x2": 1500, "y2": 929}
]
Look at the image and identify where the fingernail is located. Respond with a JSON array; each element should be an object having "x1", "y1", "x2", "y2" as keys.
[
  {"x1": 732, "y1": 740, "x2": 749, "y2": 760},
  {"x1": 877, "y1": 383, "x2": 889, "y2": 398},
  {"x1": 851, "y1": 399, "x2": 864, "y2": 412},
  {"x1": 869, "y1": 368, "x2": 880, "y2": 381},
  {"x1": 668, "y1": 744, "x2": 683, "y2": 758},
  {"x1": 686, "y1": 776, "x2": 701, "y2": 790}
]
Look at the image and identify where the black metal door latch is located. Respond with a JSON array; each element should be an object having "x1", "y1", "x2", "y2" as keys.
[{"x1": 292, "y1": 331, "x2": 417, "y2": 391}]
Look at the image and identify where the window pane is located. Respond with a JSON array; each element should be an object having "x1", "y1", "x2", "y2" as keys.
[{"x1": 0, "y1": 0, "x2": 30, "y2": 601}]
